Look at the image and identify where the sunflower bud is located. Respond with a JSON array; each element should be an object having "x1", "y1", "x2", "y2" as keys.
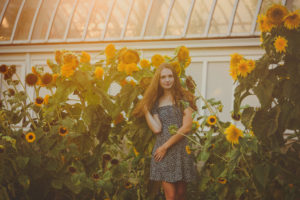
[
  {"x1": 0, "y1": 64, "x2": 8, "y2": 74},
  {"x1": 231, "y1": 113, "x2": 241, "y2": 121}
]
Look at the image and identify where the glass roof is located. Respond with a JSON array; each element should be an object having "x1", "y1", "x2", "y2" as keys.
[{"x1": 0, "y1": 0, "x2": 298, "y2": 44}]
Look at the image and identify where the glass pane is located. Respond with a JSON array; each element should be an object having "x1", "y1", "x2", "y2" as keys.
[
  {"x1": 208, "y1": 0, "x2": 235, "y2": 35},
  {"x1": 0, "y1": 0, "x2": 7, "y2": 17},
  {"x1": 187, "y1": 0, "x2": 213, "y2": 35},
  {"x1": 125, "y1": 0, "x2": 151, "y2": 38},
  {"x1": 206, "y1": 61, "x2": 233, "y2": 121},
  {"x1": 86, "y1": 0, "x2": 112, "y2": 39},
  {"x1": 255, "y1": 0, "x2": 281, "y2": 32},
  {"x1": 67, "y1": 0, "x2": 92, "y2": 39},
  {"x1": 232, "y1": 0, "x2": 258, "y2": 33},
  {"x1": 144, "y1": 0, "x2": 172, "y2": 37},
  {"x1": 14, "y1": 0, "x2": 40, "y2": 40},
  {"x1": 185, "y1": 62, "x2": 202, "y2": 109},
  {"x1": 0, "y1": 0, "x2": 22, "y2": 41},
  {"x1": 286, "y1": 0, "x2": 300, "y2": 11},
  {"x1": 105, "y1": 0, "x2": 131, "y2": 38},
  {"x1": 166, "y1": 0, "x2": 192, "y2": 36},
  {"x1": 31, "y1": 0, "x2": 57, "y2": 40},
  {"x1": 49, "y1": 0, "x2": 75, "y2": 39}
]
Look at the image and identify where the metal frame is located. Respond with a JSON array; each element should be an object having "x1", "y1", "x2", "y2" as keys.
[
  {"x1": 140, "y1": 0, "x2": 154, "y2": 38},
  {"x1": 0, "y1": 0, "x2": 274, "y2": 44},
  {"x1": 28, "y1": 0, "x2": 43, "y2": 41},
  {"x1": 182, "y1": 0, "x2": 195, "y2": 38},
  {"x1": 64, "y1": 0, "x2": 79, "y2": 41},
  {"x1": 101, "y1": 0, "x2": 116, "y2": 40},
  {"x1": 82, "y1": 0, "x2": 96, "y2": 41},
  {"x1": 121, "y1": 0, "x2": 135, "y2": 39},
  {"x1": 0, "y1": 0, "x2": 9, "y2": 27},
  {"x1": 251, "y1": 0, "x2": 263, "y2": 34},
  {"x1": 227, "y1": 0, "x2": 240, "y2": 36},
  {"x1": 204, "y1": 0, "x2": 217, "y2": 37},
  {"x1": 10, "y1": 0, "x2": 26, "y2": 43},
  {"x1": 45, "y1": 0, "x2": 61, "y2": 41},
  {"x1": 160, "y1": 0, "x2": 175, "y2": 38}
]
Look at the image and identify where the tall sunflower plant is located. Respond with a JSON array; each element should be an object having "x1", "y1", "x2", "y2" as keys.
[
  {"x1": 226, "y1": 3, "x2": 300, "y2": 200},
  {"x1": 0, "y1": 44, "x2": 200, "y2": 199}
]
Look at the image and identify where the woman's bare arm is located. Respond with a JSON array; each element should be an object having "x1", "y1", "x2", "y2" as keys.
[{"x1": 144, "y1": 107, "x2": 162, "y2": 134}]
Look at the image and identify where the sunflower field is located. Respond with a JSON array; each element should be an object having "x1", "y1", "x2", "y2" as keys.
[{"x1": 0, "y1": 3, "x2": 299, "y2": 200}]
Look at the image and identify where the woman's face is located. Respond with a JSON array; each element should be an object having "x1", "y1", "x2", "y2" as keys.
[{"x1": 160, "y1": 68, "x2": 174, "y2": 90}]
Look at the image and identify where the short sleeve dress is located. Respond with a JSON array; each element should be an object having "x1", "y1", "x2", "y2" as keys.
[{"x1": 149, "y1": 101, "x2": 196, "y2": 183}]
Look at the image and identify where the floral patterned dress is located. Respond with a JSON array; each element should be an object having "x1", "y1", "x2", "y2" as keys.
[{"x1": 149, "y1": 102, "x2": 196, "y2": 182}]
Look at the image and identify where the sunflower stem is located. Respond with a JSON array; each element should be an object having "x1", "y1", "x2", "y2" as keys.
[{"x1": 15, "y1": 72, "x2": 33, "y2": 103}]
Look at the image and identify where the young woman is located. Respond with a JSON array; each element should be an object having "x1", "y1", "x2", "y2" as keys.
[{"x1": 133, "y1": 63, "x2": 197, "y2": 200}]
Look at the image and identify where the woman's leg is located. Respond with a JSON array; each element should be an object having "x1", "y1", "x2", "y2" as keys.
[
  {"x1": 176, "y1": 181, "x2": 186, "y2": 200},
  {"x1": 162, "y1": 181, "x2": 176, "y2": 200}
]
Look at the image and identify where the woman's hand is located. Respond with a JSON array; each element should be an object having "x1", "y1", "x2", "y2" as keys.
[{"x1": 154, "y1": 146, "x2": 167, "y2": 162}]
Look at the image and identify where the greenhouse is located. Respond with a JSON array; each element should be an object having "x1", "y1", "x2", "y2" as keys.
[{"x1": 0, "y1": 0, "x2": 299, "y2": 199}]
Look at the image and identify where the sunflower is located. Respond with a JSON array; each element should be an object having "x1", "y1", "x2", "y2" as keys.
[
  {"x1": 266, "y1": 4, "x2": 288, "y2": 25},
  {"x1": 92, "y1": 173, "x2": 100, "y2": 180},
  {"x1": 184, "y1": 56, "x2": 191, "y2": 68},
  {"x1": 125, "y1": 63, "x2": 139, "y2": 75},
  {"x1": 68, "y1": 166, "x2": 76, "y2": 174},
  {"x1": 237, "y1": 60, "x2": 250, "y2": 78},
  {"x1": 25, "y1": 132, "x2": 36, "y2": 143},
  {"x1": 41, "y1": 73, "x2": 53, "y2": 85},
  {"x1": 208, "y1": 144, "x2": 215, "y2": 151},
  {"x1": 55, "y1": 50, "x2": 62, "y2": 64},
  {"x1": 35, "y1": 97, "x2": 44, "y2": 106},
  {"x1": 52, "y1": 73, "x2": 58, "y2": 84},
  {"x1": 0, "y1": 145, "x2": 5, "y2": 153},
  {"x1": 218, "y1": 178, "x2": 227, "y2": 184},
  {"x1": 111, "y1": 158, "x2": 119, "y2": 165},
  {"x1": 121, "y1": 49, "x2": 140, "y2": 64},
  {"x1": 44, "y1": 95, "x2": 50, "y2": 105},
  {"x1": 224, "y1": 124, "x2": 243, "y2": 145},
  {"x1": 177, "y1": 46, "x2": 189, "y2": 62},
  {"x1": 124, "y1": 181, "x2": 133, "y2": 189},
  {"x1": 113, "y1": 113, "x2": 124, "y2": 125},
  {"x1": 61, "y1": 63, "x2": 75, "y2": 77},
  {"x1": 59, "y1": 126, "x2": 68, "y2": 136},
  {"x1": 129, "y1": 80, "x2": 136, "y2": 86},
  {"x1": 102, "y1": 153, "x2": 112, "y2": 161},
  {"x1": 230, "y1": 53, "x2": 243, "y2": 68},
  {"x1": 63, "y1": 54, "x2": 78, "y2": 69},
  {"x1": 117, "y1": 62, "x2": 126, "y2": 72},
  {"x1": 140, "y1": 59, "x2": 150, "y2": 68},
  {"x1": 105, "y1": 44, "x2": 116, "y2": 59},
  {"x1": 193, "y1": 121, "x2": 200, "y2": 129},
  {"x1": 229, "y1": 67, "x2": 238, "y2": 81},
  {"x1": 247, "y1": 59, "x2": 256, "y2": 72},
  {"x1": 120, "y1": 79, "x2": 128, "y2": 86},
  {"x1": 94, "y1": 67, "x2": 104, "y2": 79},
  {"x1": 133, "y1": 147, "x2": 139, "y2": 157},
  {"x1": 9, "y1": 65, "x2": 16, "y2": 74},
  {"x1": 207, "y1": 115, "x2": 217, "y2": 126},
  {"x1": 151, "y1": 54, "x2": 165, "y2": 68},
  {"x1": 80, "y1": 51, "x2": 91, "y2": 63},
  {"x1": 257, "y1": 14, "x2": 274, "y2": 32},
  {"x1": 284, "y1": 11, "x2": 300, "y2": 30},
  {"x1": 274, "y1": 36, "x2": 288, "y2": 53},
  {"x1": 171, "y1": 62, "x2": 181, "y2": 76},
  {"x1": 0, "y1": 64, "x2": 8, "y2": 74},
  {"x1": 185, "y1": 145, "x2": 191, "y2": 154}
]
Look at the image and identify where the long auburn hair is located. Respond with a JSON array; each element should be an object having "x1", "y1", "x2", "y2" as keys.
[{"x1": 133, "y1": 63, "x2": 197, "y2": 117}]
